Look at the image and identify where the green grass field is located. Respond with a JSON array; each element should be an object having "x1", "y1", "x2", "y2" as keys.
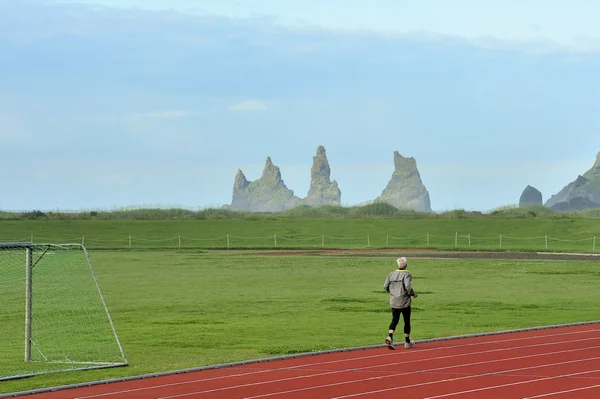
[
  {"x1": 0, "y1": 216, "x2": 599, "y2": 252},
  {"x1": 1, "y1": 249, "x2": 599, "y2": 394}
]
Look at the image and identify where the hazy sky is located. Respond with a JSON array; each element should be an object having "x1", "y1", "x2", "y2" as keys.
[
  {"x1": 1, "y1": 0, "x2": 599, "y2": 212},
  {"x1": 60, "y1": 0, "x2": 600, "y2": 48}
]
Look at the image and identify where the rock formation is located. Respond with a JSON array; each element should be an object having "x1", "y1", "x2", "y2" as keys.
[
  {"x1": 302, "y1": 146, "x2": 341, "y2": 206},
  {"x1": 374, "y1": 151, "x2": 432, "y2": 212},
  {"x1": 549, "y1": 197, "x2": 600, "y2": 212},
  {"x1": 230, "y1": 157, "x2": 301, "y2": 212},
  {"x1": 545, "y1": 175, "x2": 590, "y2": 208},
  {"x1": 230, "y1": 169, "x2": 250, "y2": 210},
  {"x1": 229, "y1": 146, "x2": 343, "y2": 212},
  {"x1": 519, "y1": 185, "x2": 543, "y2": 207},
  {"x1": 545, "y1": 151, "x2": 600, "y2": 211}
]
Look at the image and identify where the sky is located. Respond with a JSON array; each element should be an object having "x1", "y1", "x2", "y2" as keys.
[
  {"x1": 59, "y1": 0, "x2": 600, "y2": 49},
  {"x1": 1, "y1": 0, "x2": 599, "y2": 212}
]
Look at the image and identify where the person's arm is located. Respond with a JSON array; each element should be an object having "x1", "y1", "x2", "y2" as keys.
[
  {"x1": 383, "y1": 274, "x2": 391, "y2": 292},
  {"x1": 405, "y1": 274, "x2": 418, "y2": 297}
]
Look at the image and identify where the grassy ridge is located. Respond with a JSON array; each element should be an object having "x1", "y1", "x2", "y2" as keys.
[
  {"x1": 0, "y1": 215, "x2": 599, "y2": 252},
  {"x1": 2, "y1": 203, "x2": 600, "y2": 220},
  {"x1": 1, "y1": 251, "x2": 599, "y2": 394}
]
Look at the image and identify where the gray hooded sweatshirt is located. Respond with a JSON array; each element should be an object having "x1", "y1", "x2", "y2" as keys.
[{"x1": 384, "y1": 269, "x2": 415, "y2": 309}]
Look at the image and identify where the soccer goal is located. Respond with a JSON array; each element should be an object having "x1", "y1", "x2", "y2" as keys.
[{"x1": 0, "y1": 242, "x2": 127, "y2": 381}]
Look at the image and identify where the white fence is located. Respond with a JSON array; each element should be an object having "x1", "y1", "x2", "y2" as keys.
[{"x1": 5, "y1": 233, "x2": 597, "y2": 252}]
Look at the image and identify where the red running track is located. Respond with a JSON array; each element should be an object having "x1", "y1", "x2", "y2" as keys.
[{"x1": 5, "y1": 324, "x2": 600, "y2": 399}]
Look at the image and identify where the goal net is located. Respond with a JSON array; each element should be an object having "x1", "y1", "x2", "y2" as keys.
[{"x1": 0, "y1": 242, "x2": 127, "y2": 381}]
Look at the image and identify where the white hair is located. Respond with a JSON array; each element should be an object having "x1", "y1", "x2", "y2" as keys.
[{"x1": 396, "y1": 257, "x2": 407, "y2": 268}]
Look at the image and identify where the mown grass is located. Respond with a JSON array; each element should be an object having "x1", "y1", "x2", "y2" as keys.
[
  {"x1": 0, "y1": 214, "x2": 599, "y2": 252},
  {"x1": 1, "y1": 251, "x2": 599, "y2": 394}
]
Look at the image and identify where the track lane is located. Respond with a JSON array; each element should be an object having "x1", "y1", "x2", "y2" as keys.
[{"x1": 9, "y1": 324, "x2": 600, "y2": 399}]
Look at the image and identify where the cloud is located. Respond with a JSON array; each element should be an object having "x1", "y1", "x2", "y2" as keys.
[
  {"x1": 228, "y1": 100, "x2": 268, "y2": 112},
  {"x1": 3, "y1": 2, "x2": 599, "y2": 102}
]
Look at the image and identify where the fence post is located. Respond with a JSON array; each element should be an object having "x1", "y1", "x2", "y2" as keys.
[
  {"x1": 178, "y1": 235, "x2": 181, "y2": 248},
  {"x1": 367, "y1": 234, "x2": 370, "y2": 248},
  {"x1": 545, "y1": 235, "x2": 548, "y2": 250},
  {"x1": 499, "y1": 234, "x2": 502, "y2": 249},
  {"x1": 385, "y1": 235, "x2": 389, "y2": 247},
  {"x1": 593, "y1": 236, "x2": 596, "y2": 252},
  {"x1": 274, "y1": 234, "x2": 277, "y2": 247},
  {"x1": 455, "y1": 232, "x2": 458, "y2": 247},
  {"x1": 227, "y1": 234, "x2": 230, "y2": 248},
  {"x1": 426, "y1": 233, "x2": 429, "y2": 246},
  {"x1": 82, "y1": 236, "x2": 85, "y2": 246},
  {"x1": 322, "y1": 234, "x2": 325, "y2": 248},
  {"x1": 128, "y1": 236, "x2": 131, "y2": 248},
  {"x1": 468, "y1": 233, "x2": 471, "y2": 246}
]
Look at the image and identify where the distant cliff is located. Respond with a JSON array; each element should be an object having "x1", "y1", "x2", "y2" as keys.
[
  {"x1": 374, "y1": 151, "x2": 432, "y2": 212},
  {"x1": 229, "y1": 146, "x2": 341, "y2": 212},
  {"x1": 545, "y1": 151, "x2": 600, "y2": 211}
]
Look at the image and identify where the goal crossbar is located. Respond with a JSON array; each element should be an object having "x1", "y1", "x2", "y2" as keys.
[{"x1": 0, "y1": 242, "x2": 33, "y2": 248}]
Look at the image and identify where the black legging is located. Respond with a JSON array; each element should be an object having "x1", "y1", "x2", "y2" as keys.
[{"x1": 389, "y1": 307, "x2": 411, "y2": 334}]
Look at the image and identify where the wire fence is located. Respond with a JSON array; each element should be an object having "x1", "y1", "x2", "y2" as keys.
[{"x1": 3, "y1": 233, "x2": 598, "y2": 252}]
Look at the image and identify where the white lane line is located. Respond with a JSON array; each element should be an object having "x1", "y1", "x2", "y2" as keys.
[
  {"x1": 329, "y1": 362, "x2": 600, "y2": 399},
  {"x1": 74, "y1": 328, "x2": 600, "y2": 399},
  {"x1": 422, "y1": 369, "x2": 600, "y2": 399},
  {"x1": 522, "y1": 383, "x2": 600, "y2": 398},
  {"x1": 156, "y1": 346, "x2": 600, "y2": 399}
]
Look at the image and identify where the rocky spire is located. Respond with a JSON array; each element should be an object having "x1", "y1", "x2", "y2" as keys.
[
  {"x1": 303, "y1": 146, "x2": 341, "y2": 206},
  {"x1": 259, "y1": 157, "x2": 281, "y2": 185},
  {"x1": 231, "y1": 169, "x2": 250, "y2": 210},
  {"x1": 233, "y1": 169, "x2": 249, "y2": 190},
  {"x1": 229, "y1": 157, "x2": 301, "y2": 212},
  {"x1": 375, "y1": 151, "x2": 432, "y2": 212}
]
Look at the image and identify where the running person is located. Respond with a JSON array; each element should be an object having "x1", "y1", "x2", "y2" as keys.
[{"x1": 383, "y1": 257, "x2": 418, "y2": 349}]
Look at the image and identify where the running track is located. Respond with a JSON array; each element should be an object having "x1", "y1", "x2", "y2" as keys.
[{"x1": 3, "y1": 322, "x2": 600, "y2": 399}]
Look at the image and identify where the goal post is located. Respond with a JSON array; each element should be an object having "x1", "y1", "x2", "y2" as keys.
[{"x1": 0, "y1": 242, "x2": 128, "y2": 381}]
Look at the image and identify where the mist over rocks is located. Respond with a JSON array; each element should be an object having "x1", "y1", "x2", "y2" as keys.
[{"x1": 374, "y1": 151, "x2": 432, "y2": 212}]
